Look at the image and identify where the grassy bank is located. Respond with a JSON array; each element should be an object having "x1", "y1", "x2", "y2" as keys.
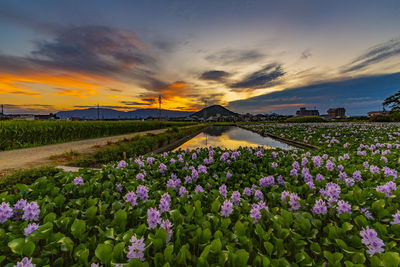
[
  {"x1": 57, "y1": 125, "x2": 206, "y2": 167},
  {"x1": 0, "y1": 121, "x2": 196, "y2": 151}
]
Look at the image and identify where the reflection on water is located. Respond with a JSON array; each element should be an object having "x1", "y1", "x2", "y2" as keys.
[{"x1": 174, "y1": 126, "x2": 293, "y2": 151}]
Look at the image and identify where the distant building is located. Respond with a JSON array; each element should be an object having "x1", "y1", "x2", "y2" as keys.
[
  {"x1": 367, "y1": 111, "x2": 387, "y2": 117},
  {"x1": 327, "y1": 108, "x2": 346, "y2": 118},
  {"x1": 34, "y1": 113, "x2": 59, "y2": 120},
  {"x1": 295, "y1": 107, "x2": 319, "y2": 117}
]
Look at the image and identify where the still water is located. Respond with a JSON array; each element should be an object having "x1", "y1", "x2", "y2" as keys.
[{"x1": 174, "y1": 126, "x2": 293, "y2": 151}]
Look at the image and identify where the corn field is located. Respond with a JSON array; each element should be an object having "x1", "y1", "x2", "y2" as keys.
[{"x1": 0, "y1": 120, "x2": 195, "y2": 151}]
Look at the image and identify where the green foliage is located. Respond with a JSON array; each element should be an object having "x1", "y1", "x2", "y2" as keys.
[
  {"x1": 285, "y1": 116, "x2": 326, "y2": 123},
  {"x1": 0, "y1": 120, "x2": 196, "y2": 151}
]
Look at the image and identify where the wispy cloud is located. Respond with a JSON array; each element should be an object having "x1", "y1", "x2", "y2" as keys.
[
  {"x1": 199, "y1": 70, "x2": 230, "y2": 82},
  {"x1": 229, "y1": 63, "x2": 285, "y2": 90},
  {"x1": 205, "y1": 49, "x2": 265, "y2": 65},
  {"x1": 342, "y1": 37, "x2": 400, "y2": 73}
]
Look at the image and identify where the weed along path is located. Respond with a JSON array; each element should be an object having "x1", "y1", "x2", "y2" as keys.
[{"x1": 0, "y1": 128, "x2": 170, "y2": 173}]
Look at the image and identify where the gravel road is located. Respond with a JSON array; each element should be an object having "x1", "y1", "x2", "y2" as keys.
[{"x1": 0, "y1": 128, "x2": 168, "y2": 173}]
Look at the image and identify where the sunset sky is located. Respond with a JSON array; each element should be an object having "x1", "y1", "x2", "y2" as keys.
[{"x1": 1, "y1": 0, "x2": 400, "y2": 115}]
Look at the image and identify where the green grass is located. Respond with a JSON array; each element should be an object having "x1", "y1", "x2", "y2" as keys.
[{"x1": 0, "y1": 120, "x2": 196, "y2": 151}]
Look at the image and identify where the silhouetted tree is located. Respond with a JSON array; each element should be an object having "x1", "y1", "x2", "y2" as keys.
[{"x1": 383, "y1": 90, "x2": 400, "y2": 111}]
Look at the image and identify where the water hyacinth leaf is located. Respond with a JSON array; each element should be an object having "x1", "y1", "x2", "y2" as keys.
[
  {"x1": 86, "y1": 206, "x2": 98, "y2": 221},
  {"x1": 58, "y1": 237, "x2": 74, "y2": 252},
  {"x1": 71, "y1": 219, "x2": 86, "y2": 241},
  {"x1": 324, "y1": 251, "x2": 343, "y2": 265},
  {"x1": 200, "y1": 228, "x2": 212, "y2": 244},
  {"x1": 43, "y1": 212, "x2": 57, "y2": 224},
  {"x1": 234, "y1": 221, "x2": 246, "y2": 236},
  {"x1": 233, "y1": 249, "x2": 249, "y2": 267},
  {"x1": 95, "y1": 243, "x2": 113, "y2": 264},
  {"x1": 112, "y1": 242, "x2": 125, "y2": 262},
  {"x1": 310, "y1": 243, "x2": 322, "y2": 255},
  {"x1": 164, "y1": 245, "x2": 174, "y2": 262},
  {"x1": 112, "y1": 210, "x2": 127, "y2": 233},
  {"x1": 22, "y1": 241, "x2": 35, "y2": 257},
  {"x1": 211, "y1": 199, "x2": 220, "y2": 213},
  {"x1": 8, "y1": 238, "x2": 25, "y2": 255},
  {"x1": 351, "y1": 252, "x2": 366, "y2": 264},
  {"x1": 211, "y1": 239, "x2": 222, "y2": 253},
  {"x1": 382, "y1": 252, "x2": 400, "y2": 267}
]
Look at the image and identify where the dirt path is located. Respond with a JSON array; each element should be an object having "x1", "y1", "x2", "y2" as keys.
[{"x1": 0, "y1": 128, "x2": 169, "y2": 173}]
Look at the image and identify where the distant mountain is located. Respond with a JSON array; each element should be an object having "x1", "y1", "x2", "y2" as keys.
[
  {"x1": 190, "y1": 105, "x2": 238, "y2": 119},
  {"x1": 56, "y1": 108, "x2": 193, "y2": 120}
]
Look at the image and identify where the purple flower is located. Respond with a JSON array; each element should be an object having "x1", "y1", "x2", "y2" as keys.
[
  {"x1": 361, "y1": 208, "x2": 373, "y2": 220},
  {"x1": 160, "y1": 219, "x2": 173, "y2": 242},
  {"x1": 250, "y1": 204, "x2": 261, "y2": 224},
  {"x1": 74, "y1": 176, "x2": 84, "y2": 186},
  {"x1": 312, "y1": 199, "x2": 327, "y2": 215},
  {"x1": 391, "y1": 210, "x2": 400, "y2": 225},
  {"x1": 281, "y1": 191, "x2": 290, "y2": 202},
  {"x1": 320, "y1": 182, "x2": 341, "y2": 202},
  {"x1": 220, "y1": 200, "x2": 233, "y2": 217},
  {"x1": 271, "y1": 162, "x2": 278, "y2": 169},
  {"x1": 376, "y1": 181, "x2": 397, "y2": 197},
  {"x1": 219, "y1": 184, "x2": 227, "y2": 198},
  {"x1": 370, "y1": 165, "x2": 380, "y2": 174},
  {"x1": 127, "y1": 235, "x2": 146, "y2": 261},
  {"x1": 289, "y1": 193, "x2": 301, "y2": 211},
  {"x1": 179, "y1": 186, "x2": 187, "y2": 197},
  {"x1": 277, "y1": 175, "x2": 284, "y2": 185},
  {"x1": 22, "y1": 202, "x2": 40, "y2": 221},
  {"x1": 226, "y1": 171, "x2": 232, "y2": 179},
  {"x1": 192, "y1": 152, "x2": 197, "y2": 160},
  {"x1": 125, "y1": 192, "x2": 137, "y2": 207},
  {"x1": 136, "y1": 185, "x2": 148, "y2": 201},
  {"x1": 353, "y1": 170, "x2": 362, "y2": 181},
  {"x1": 198, "y1": 165, "x2": 207, "y2": 174},
  {"x1": 231, "y1": 191, "x2": 241, "y2": 206},
  {"x1": 116, "y1": 184, "x2": 123, "y2": 192},
  {"x1": 0, "y1": 202, "x2": 13, "y2": 224},
  {"x1": 159, "y1": 163, "x2": 167, "y2": 174},
  {"x1": 336, "y1": 200, "x2": 351, "y2": 214},
  {"x1": 147, "y1": 157, "x2": 155, "y2": 165},
  {"x1": 14, "y1": 257, "x2": 35, "y2": 267},
  {"x1": 260, "y1": 176, "x2": 274, "y2": 187},
  {"x1": 254, "y1": 190, "x2": 263, "y2": 201},
  {"x1": 147, "y1": 208, "x2": 161, "y2": 229},
  {"x1": 14, "y1": 199, "x2": 27, "y2": 210},
  {"x1": 195, "y1": 185, "x2": 204, "y2": 194},
  {"x1": 24, "y1": 223, "x2": 39, "y2": 236},
  {"x1": 136, "y1": 173, "x2": 144, "y2": 181},
  {"x1": 243, "y1": 187, "x2": 252, "y2": 196},
  {"x1": 290, "y1": 168, "x2": 298, "y2": 177},
  {"x1": 117, "y1": 160, "x2": 126, "y2": 168},
  {"x1": 360, "y1": 227, "x2": 385, "y2": 256}
]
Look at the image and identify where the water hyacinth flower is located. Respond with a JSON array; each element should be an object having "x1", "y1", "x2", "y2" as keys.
[
  {"x1": 260, "y1": 176, "x2": 274, "y2": 187},
  {"x1": 271, "y1": 162, "x2": 278, "y2": 169},
  {"x1": 136, "y1": 185, "x2": 149, "y2": 201},
  {"x1": 391, "y1": 210, "x2": 400, "y2": 225},
  {"x1": 376, "y1": 181, "x2": 397, "y2": 197},
  {"x1": 0, "y1": 202, "x2": 13, "y2": 224},
  {"x1": 74, "y1": 176, "x2": 84, "y2": 186},
  {"x1": 135, "y1": 158, "x2": 144, "y2": 168},
  {"x1": 14, "y1": 257, "x2": 35, "y2": 267},
  {"x1": 243, "y1": 187, "x2": 252, "y2": 196},
  {"x1": 315, "y1": 174, "x2": 325, "y2": 182},
  {"x1": 22, "y1": 202, "x2": 40, "y2": 221},
  {"x1": 146, "y1": 157, "x2": 155, "y2": 165},
  {"x1": 277, "y1": 175, "x2": 284, "y2": 185},
  {"x1": 254, "y1": 190, "x2": 263, "y2": 201},
  {"x1": 198, "y1": 165, "x2": 207, "y2": 174},
  {"x1": 125, "y1": 192, "x2": 137, "y2": 207},
  {"x1": 220, "y1": 200, "x2": 233, "y2": 217},
  {"x1": 160, "y1": 219, "x2": 173, "y2": 242},
  {"x1": 219, "y1": 184, "x2": 227, "y2": 198},
  {"x1": 24, "y1": 223, "x2": 39, "y2": 236},
  {"x1": 14, "y1": 199, "x2": 27, "y2": 210},
  {"x1": 147, "y1": 208, "x2": 161, "y2": 229},
  {"x1": 226, "y1": 171, "x2": 232, "y2": 179},
  {"x1": 159, "y1": 163, "x2": 167, "y2": 174},
  {"x1": 281, "y1": 191, "x2": 290, "y2": 202},
  {"x1": 127, "y1": 235, "x2": 146, "y2": 261},
  {"x1": 116, "y1": 184, "x2": 123, "y2": 192},
  {"x1": 320, "y1": 182, "x2": 341, "y2": 202},
  {"x1": 231, "y1": 191, "x2": 241, "y2": 206},
  {"x1": 336, "y1": 200, "x2": 351, "y2": 214},
  {"x1": 136, "y1": 173, "x2": 144, "y2": 181},
  {"x1": 195, "y1": 185, "x2": 204, "y2": 194},
  {"x1": 250, "y1": 204, "x2": 262, "y2": 224},
  {"x1": 289, "y1": 193, "x2": 301, "y2": 211},
  {"x1": 312, "y1": 199, "x2": 327, "y2": 215},
  {"x1": 116, "y1": 160, "x2": 126, "y2": 168},
  {"x1": 360, "y1": 226, "x2": 385, "y2": 256},
  {"x1": 369, "y1": 165, "x2": 380, "y2": 174},
  {"x1": 361, "y1": 208, "x2": 373, "y2": 220},
  {"x1": 179, "y1": 186, "x2": 187, "y2": 197}
]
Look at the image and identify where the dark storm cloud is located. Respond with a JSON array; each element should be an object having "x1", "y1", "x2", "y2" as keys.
[
  {"x1": 205, "y1": 49, "x2": 265, "y2": 65},
  {"x1": 229, "y1": 63, "x2": 285, "y2": 90},
  {"x1": 199, "y1": 70, "x2": 230, "y2": 81},
  {"x1": 228, "y1": 72, "x2": 400, "y2": 115},
  {"x1": 30, "y1": 25, "x2": 155, "y2": 74},
  {"x1": 342, "y1": 37, "x2": 400, "y2": 73}
]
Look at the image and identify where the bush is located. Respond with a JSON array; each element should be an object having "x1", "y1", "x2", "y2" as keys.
[{"x1": 285, "y1": 116, "x2": 326, "y2": 123}]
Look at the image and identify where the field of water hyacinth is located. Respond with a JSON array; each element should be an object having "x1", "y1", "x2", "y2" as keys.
[{"x1": 1, "y1": 122, "x2": 400, "y2": 266}]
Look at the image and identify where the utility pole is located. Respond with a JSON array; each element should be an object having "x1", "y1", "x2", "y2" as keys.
[{"x1": 158, "y1": 95, "x2": 162, "y2": 121}]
